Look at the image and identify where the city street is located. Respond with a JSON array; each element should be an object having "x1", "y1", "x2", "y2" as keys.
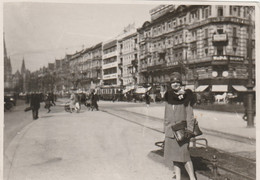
[{"x1": 4, "y1": 99, "x2": 255, "y2": 180}]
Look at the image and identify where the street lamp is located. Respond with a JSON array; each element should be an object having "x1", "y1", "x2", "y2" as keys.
[{"x1": 246, "y1": 6, "x2": 255, "y2": 128}]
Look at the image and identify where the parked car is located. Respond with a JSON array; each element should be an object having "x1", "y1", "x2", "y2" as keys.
[{"x1": 4, "y1": 93, "x2": 16, "y2": 111}]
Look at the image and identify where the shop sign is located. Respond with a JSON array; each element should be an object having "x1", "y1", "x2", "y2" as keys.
[
  {"x1": 229, "y1": 56, "x2": 244, "y2": 61},
  {"x1": 213, "y1": 55, "x2": 228, "y2": 61},
  {"x1": 213, "y1": 34, "x2": 227, "y2": 42},
  {"x1": 103, "y1": 73, "x2": 117, "y2": 79}
]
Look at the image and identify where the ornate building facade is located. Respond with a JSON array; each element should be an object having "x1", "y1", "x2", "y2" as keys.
[
  {"x1": 138, "y1": 5, "x2": 255, "y2": 93},
  {"x1": 117, "y1": 24, "x2": 139, "y2": 92}
]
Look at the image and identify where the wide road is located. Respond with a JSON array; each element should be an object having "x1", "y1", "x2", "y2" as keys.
[
  {"x1": 5, "y1": 99, "x2": 199, "y2": 180},
  {"x1": 4, "y1": 99, "x2": 254, "y2": 180}
]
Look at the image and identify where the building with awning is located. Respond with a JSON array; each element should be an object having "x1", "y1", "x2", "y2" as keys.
[
  {"x1": 185, "y1": 85, "x2": 195, "y2": 91},
  {"x1": 232, "y1": 85, "x2": 247, "y2": 92},
  {"x1": 135, "y1": 86, "x2": 151, "y2": 94},
  {"x1": 212, "y1": 85, "x2": 228, "y2": 92},
  {"x1": 195, "y1": 85, "x2": 209, "y2": 92}
]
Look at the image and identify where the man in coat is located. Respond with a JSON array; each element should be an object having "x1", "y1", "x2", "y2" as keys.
[
  {"x1": 30, "y1": 92, "x2": 41, "y2": 120},
  {"x1": 91, "y1": 90, "x2": 99, "y2": 111}
]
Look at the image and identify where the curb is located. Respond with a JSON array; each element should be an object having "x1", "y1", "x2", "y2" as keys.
[{"x1": 121, "y1": 109, "x2": 255, "y2": 145}]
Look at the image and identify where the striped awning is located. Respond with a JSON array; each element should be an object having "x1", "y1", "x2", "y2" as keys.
[
  {"x1": 232, "y1": 85, "x2": 247, "y2": 92},
  {"x1": 212, "y1": 85, "x2": 228, "y2": 92},
  {"x1": 185, "y1": 85, "x2": 195, "y2": 91},
  {"x1": 195, "y1": 85, "x2": 209, "y2": 92},
  {"x1": 135, "y1": 87, "x2": 151, "y2": 94}
]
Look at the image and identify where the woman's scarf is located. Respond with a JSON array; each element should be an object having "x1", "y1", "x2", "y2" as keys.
[{"x1": 164, "y1": 88, "x2": 196, "y2": 107}]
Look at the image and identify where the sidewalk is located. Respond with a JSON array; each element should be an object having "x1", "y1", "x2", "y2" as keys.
[{"x1": 119, "y1": 103, "x2": 256, "y2": 141}]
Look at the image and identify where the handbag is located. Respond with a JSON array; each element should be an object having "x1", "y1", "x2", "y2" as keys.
[
  {"x1": 193, "y1": 119, "x2": 203, "y2": 137},
  {"x1": 171, "y1": 121, "x2": 187, "y2": 142}
]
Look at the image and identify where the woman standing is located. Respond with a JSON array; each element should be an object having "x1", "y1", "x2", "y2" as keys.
[{"x1": 164, "y1": 72, "x2": 197, "y2": 180}]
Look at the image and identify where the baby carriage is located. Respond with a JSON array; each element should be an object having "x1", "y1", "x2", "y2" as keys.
[
  {"x1": 85, "y1": 99, "x2": 92, "y2": 111},
  {"x1": 64, "y1": 102, "x2": 80, "y2": 113},
  {"x1": 64, "y1": 102, "x2": 71, "y2": 112}
]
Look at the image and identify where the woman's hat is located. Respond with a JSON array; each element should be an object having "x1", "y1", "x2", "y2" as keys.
[{"x1": 170, "y1": 72, "x2": 182, "y2": 83}]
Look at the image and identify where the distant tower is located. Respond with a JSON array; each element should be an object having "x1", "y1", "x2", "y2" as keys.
[
  {"x1": 4, "y1": 33, "x2": 13, "y2": 91},
  {"x1": 20, "y1": 57, "x2": 28, "y2": 92},
  {"x1": 21, "y1": 58, "x2": 26, "y2": 75}
]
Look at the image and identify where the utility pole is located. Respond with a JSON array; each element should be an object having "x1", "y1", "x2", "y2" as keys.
[{"x1": 246, "y1": 6, "x2": 254, "y2": 128}]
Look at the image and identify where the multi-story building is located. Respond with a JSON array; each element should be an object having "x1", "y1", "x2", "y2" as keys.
[
  {"x1": 68, "y1": 49, "x2": 85, "y2": 89},
  {"x1": 88, "y1": 42, "x2": 103, "y2": 89},
  {"x1": 117, "y1": 24, "x2": 139, "y2": 93},
  {"x1": 138, "y1": 5, "x2": 255, "y2": 94},
  {"x1": 102, "y1": 39, "x2": 120, "y2": 88}
]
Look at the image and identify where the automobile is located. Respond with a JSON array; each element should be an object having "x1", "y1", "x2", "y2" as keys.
[{"x1": 4, "y1": 93, "x2": 17, "y2": 110}]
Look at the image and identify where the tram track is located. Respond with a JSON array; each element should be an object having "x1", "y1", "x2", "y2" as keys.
[{"x1": 101, "y1": 107, "x2": 256, "y2": 180}]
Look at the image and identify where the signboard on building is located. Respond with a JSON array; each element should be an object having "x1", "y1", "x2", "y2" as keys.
[
  {"x1": 103, "y1": 73, "x2": 117, "y2": 79},
  {"x1": 229, "y1": 56, "x2": 244, "y2": 62},
  {"x1": 103, "y1": 62, "x2": 118, "y2": 69},
  {"x1": 213, "y1": 34, "x2": 227, "y2": 42},
  {"x1": 212, "y1": 55, "x2": 228, "y2": 65}
]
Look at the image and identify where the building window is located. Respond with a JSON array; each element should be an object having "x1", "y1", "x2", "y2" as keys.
[
  {"x1": 205, "y1": 48, "x2": 208, "y2": 56},
  {"x1": 244, "y1": 7, "x2": 247, "y2": 18},
  {"x1": 217, "y1": 47, "x2": 223, "y2": 55},
  {"x1": 233, "y1": 47, "x2": 237, "y2": 55},
  {"x1": 233, "y1": 27, "x2": 237, "y2": 37},
  {"x1": 205, "y1": 8, "x2": 209, "y2": 18},
  {"x1": 218, "y1": 6, "x2": 223, "y2": 16},
  {"x1": 217, "y1": 29, "x2": 224, "y2": 34},
  {"x1": 205, "y1": 28, "x2": 208, "y2": 38},
  {"x1": 238, "y1": 7, "x2": 241, "y2": 17},
  {"x1": 202, "y1": 7, "x2": 205, "y2": 18},
  {"x1": 230, "y1": 6, "x2": 232, "y2": 15}
]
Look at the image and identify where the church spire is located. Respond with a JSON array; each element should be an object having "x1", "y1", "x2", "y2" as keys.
[
  {"x1": 21, "y1": 57, "x2": 26, "y2": 74},
  {"x1": 4, "y1": 32, "x2": 8, "y2": 58}
]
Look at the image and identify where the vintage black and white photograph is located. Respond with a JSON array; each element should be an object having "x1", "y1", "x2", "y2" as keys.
[{"x1": 3, "y1": 1, "x2": 257, "y2": 180}]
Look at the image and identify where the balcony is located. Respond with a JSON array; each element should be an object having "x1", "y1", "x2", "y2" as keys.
[{"x1": 212, "y1": 33, "x2": 228, "y2": 46}]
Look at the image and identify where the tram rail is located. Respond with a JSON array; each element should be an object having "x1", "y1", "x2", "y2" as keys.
[{"x1": 101, "y1": 108, "x2": 256, "y2": 180}]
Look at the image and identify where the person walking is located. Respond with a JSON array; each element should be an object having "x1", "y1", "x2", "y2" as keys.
[
  {"x1": 30, "y1": 92, "x2": 41, "y2": 120},
  {"x1": 69, "y1": 89, "x2": 76, "y2": 113},
  {"x1": 44, "y1": 93, "x2": 52, "y2": 113},
  {"x1": 145, "y1": 91, "x2": 150, "y2": 107},
  {"x1": 91, "y1": 90, "x2": 99, "y2": 111},
  {"x1": 163, "y1": 72, "x2": 197, "y2": 180}
]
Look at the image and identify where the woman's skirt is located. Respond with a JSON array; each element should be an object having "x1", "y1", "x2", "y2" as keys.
[{"x1": 164, "y1": 137, "x2": 191, "y2": 164}]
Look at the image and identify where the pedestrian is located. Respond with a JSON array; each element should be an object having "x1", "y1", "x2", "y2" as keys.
[
  {"x1": 50, "y1": 92, "x2": 56, "y2": 106},
  {"x1": 44, "y1": 93, "x2": 52, "y2": 113},
  {"x1": 145, "y1": 91, "x2": 150, "y2": 107},
  {"x1": 75, "y1": 91, "x2": 80, "y2": 113},
  {"x1": 69, "y1": 89, "x2": 76, "y2": 113},
  {"x1": 91, "y1": 89, "x2": 99, "y2": 111},
  {"x1": 30, "y1": 92, "x2": 41, "y2": 120},
  {"x1": 163, "y1": 72, "x2": 197, "y2": 180}
]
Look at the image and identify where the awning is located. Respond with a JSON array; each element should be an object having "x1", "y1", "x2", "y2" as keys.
[
  {"x1": 185, "y1": 85, "x2": 195, "y2": 91},
  {"x1": 212, "y1": 85, "x2": 228, "y2": 92},
  {"x1": 135, "y1": 87, "x2": 151, "y2": 94},
  {"x1": 232, "y1": 85, "x2": 247, "y2": 92},
  {"x1": 195, "y1": 85, "x2": 209, "y2": 92}
]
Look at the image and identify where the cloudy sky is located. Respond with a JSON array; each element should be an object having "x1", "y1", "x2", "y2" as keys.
[{"x1": 3, "y1": 1, "x2": 157, "y2": 72}]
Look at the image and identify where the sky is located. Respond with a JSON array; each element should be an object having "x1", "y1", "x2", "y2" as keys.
[{"x1": 3, "y1": 1, "x2": 157, "y2": 73}]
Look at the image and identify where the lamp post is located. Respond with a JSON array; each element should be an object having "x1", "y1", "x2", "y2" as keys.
[{"x1": 246, "y1": 7, "x2": 254, "y2": 128}]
